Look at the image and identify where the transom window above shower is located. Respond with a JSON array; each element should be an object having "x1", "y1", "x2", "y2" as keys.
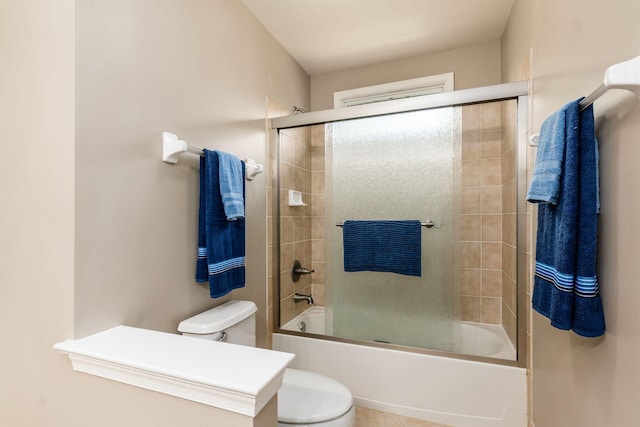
[{"x1": 333, "y1": 73, "x2": 454, "y2": 108}]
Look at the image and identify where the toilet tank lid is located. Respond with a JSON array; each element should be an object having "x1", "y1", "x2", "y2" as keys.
[{"x1": 178, "y1": 300, "x2": 257, "y2": 334}]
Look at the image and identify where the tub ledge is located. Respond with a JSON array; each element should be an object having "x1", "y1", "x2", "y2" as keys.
[{"x1": 54, "y1": 325, "x2": 294, "y2": 416}]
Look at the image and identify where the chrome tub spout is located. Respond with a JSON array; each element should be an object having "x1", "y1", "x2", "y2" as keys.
[{"x1": 294, "y1": 293, "x2": 314, "y2": 304}]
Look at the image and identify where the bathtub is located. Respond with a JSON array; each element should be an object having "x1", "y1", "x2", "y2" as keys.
[
  {"x1": 282, "y1": 306, "x2": 516, "y2": 360},
  {"x1": 274, "y1": 306, "x2": 526, "y2": 427}
]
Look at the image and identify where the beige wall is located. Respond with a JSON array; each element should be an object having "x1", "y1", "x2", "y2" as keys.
[
  {"x1": 74, "y1": 0, "x2": 309, "y2": 347},
  {"x1": 0, "y1": 0, "x2": 76, "y2": 424},
  {"x1": 1, "y1": 0, "x2": 308, "y2": 425},
  {"x1": 502, "y1": 0, "x2": 640, "y2": 426},
  {"x1": 310, "y1": 41, "x2": 501, "y2": 111}
]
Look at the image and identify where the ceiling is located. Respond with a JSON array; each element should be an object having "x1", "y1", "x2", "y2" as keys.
[{"x1": 240, "y1": 0, "x2": 515, "y2": 76}]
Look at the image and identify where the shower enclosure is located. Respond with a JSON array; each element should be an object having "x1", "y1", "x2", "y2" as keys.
[
  {"x1": 272, "y1": 82, "x2": 528, "y2": 364},
  {"x1": 327, "y1": 108, "x2": 461, "y2": 352}
]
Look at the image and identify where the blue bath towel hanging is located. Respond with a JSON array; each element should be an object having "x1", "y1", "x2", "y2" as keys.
[
  {"x1": 528, "y1": 99, "x2": 605, "y2": 337},
  {"x1": 196, "y1": 150, "x2": 246, "y2": 298},
  {"x1": 217, "y1": 151, "x2": 245, "y2": 221},
  {"x1": 342, "y1": 220, "x2": 422, "y2": 277}
]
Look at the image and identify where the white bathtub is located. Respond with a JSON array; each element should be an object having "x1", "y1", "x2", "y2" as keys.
[
  {"x1": 275, "y1": 306, "x2": 526, "y2": 427},
  {"x1": 282, "y1": 306, "x2": 326, "y2": 334},
  {"x1": 281, "y1": 307, "x2": 516, "y2": 360}
]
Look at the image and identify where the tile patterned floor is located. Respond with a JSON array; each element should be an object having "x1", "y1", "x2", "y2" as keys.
[{"x1": 355, "y1": 406, "x2": 454, "y2": 427}]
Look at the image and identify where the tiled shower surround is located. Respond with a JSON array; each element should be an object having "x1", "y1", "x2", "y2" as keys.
[
  {"x1": 459, "y1": 100, "x2": 517, "y2": 348},
  {"x1": 277, "y1": 126, "x2": 315, "y2": 325},
  {"x1": 501, "y1": 101, "x2": 518, "y2": 346},
  {"x1": 269, "y1": 99, "x2": 517, "y2": 349}
]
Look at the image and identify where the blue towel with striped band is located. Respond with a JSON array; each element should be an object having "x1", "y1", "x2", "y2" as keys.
[
  {"x1": 529, "y1": 99, "x2": 604, "y2": 337},
  {"x1": 342, "y1": 220, "x2": 421, "y2": 277},
  {"x1": 196, "y1": 150, "x2": 245, "y2": 298}
]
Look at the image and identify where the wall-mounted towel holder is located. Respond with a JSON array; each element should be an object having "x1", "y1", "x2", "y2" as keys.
[
  {"x1": 161, "y1": 131, "x2": 264, "y2": 181},
  {"x1": 336, "y1": 220, "x2": 442, "y2": 229},
  {"x1": 530, "y1": 54, "x2": 640, "y2": 146}
]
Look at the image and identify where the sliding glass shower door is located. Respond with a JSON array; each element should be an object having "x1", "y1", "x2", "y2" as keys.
[{"x1": 326, "y1": 107, "x2": 461, "y2": 352}]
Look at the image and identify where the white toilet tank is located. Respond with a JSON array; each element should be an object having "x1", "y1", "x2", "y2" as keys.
[{"x1": 177, "y1": 300, "x2": 257, "y2": 347}]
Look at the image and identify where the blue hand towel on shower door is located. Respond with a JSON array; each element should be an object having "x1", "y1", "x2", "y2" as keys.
[
  {"x1": 196, "y1": 150, "x2": 246, "y2": 298},
  {"x1": 342, "y1": 220, "x2": 422, "y2": 277},
  {"x1": 529, "y1": 99, "x2": 604, "y2": 337}
]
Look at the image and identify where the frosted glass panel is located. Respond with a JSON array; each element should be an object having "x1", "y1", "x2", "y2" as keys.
[{"x1": 327, "y1": 107, "x2": 461, "y2": 352}]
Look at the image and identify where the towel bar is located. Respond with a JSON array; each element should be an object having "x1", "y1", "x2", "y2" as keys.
[
  {"x1": 336, "y1": 220, "x2": 441, "y2": 229},
  {"x1": 161, "y1": 131, "x2": 264, "y2": 180},
  {"x1": 530, "y1": 54, "x2": 640, "y2": 147}
]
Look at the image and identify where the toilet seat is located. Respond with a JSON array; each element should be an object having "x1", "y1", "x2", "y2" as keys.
[{"x1": 278, "y1": 368, "x2": 353, "y2": 425}]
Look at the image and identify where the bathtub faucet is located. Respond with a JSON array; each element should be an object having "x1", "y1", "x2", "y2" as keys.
[{"x1": 294, "y1": 293, "x2": 314, "y2": 305}]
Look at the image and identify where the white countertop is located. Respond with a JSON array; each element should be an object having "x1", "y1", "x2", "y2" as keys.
[{"x1": 55, "y1": 325, "x2": 294, "y2": 416}]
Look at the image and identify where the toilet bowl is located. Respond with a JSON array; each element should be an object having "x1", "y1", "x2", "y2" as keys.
[{"x1": 178, "y1": 300, "x2": 355, "y2": 427}]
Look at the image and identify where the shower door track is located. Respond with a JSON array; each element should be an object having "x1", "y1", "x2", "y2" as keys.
[
  {"x1": 271, "y1": 81, "x2": 528, "y2": 129},
  {"x1": 271, "y1": 81, "x2": 529, "y2": 368}
]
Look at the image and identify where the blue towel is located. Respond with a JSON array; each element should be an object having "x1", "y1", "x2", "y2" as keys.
[
  {"x1": 529, "y1": 100, "x2": 605, "y2": 337},
  {"x1": 527, "y1": 103, "x2": 567, "y2": 205},
  {"x1": 342, "y1": 220, "x2": 421, "y2": 277},
  {"x1": 196, "y1": 150, "x2": 246, "y2": 298},
  {"x1": 216, "y1": 151, "x2": 245, "y2": 221}
]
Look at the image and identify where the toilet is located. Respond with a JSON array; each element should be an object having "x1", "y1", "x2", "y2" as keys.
[{"x1": 178, "y1": 300, "x2": 355, "y2": 427}]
